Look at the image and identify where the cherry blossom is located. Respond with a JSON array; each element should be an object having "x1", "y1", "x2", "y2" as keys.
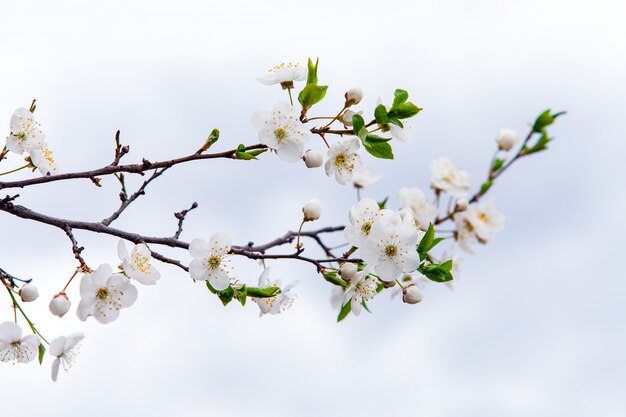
[
  {"x1": 257, "y1": 62, "x2": 306, "y2": 88},
  {"x1": 342, "y1": 267, "x2": 378, "y2": 316},
  {"x1": 252, "y1": 102, "x2": 310, "y2": 162},
  {"x1": 189, "y1": 233, "x2": 233, "y2": 291},
  {"x1": 325, "y1": 137, "x2": 363, "y2": 185},
  {"x1": 343, "y1": 198, "x2": 395, "y2": 247},
  {"x1": 252, "y1": 268, "x2": 297, "y2": 316},
  {"x1": 0, "y1": 322, "x2": 40, "y2": 364},
  {"x1": 29, "y1": 146, "x2": 58, "y2": 176},
  {"x1": 49, "y1": 333, "x2": 84, "y2": 382},
  {"x1": 398, "y1": 187, "x2": 438, "y2": 227},
  {"x1": 118, "y1": 240, "x2": 161, "y2": 285},
  {"x1": 430, "y1": 157, "x2": 472, "y2": 198},
  {"x1": 6, "y1": 108, "x2": 46, "y2": 154}
]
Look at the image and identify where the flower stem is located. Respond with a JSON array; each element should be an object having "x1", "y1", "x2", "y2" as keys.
[
  {"x1": 395, "y1": 279, "x2": 406, "y2": 289},
  {"x1": 61, "y1": 268, "x2": 80, "y2": 293},
  {"x1": 295, "y1": 219, "x2": 306, "y2": 249},
  {"x1": 4, "y1": 284, "x2": 49, "y2": 344},
  {"x1": 287, "y1": 88, "x2": 294, "y2": 106},
  {"x1": 0, "y1": 163, "x2": 30, "y2": 176}
]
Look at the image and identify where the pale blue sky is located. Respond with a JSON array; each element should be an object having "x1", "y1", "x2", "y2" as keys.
[{"x1": 1, "y1": 1, "x2": 625, "y2": 416}]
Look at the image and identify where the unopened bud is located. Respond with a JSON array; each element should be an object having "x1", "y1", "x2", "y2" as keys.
[
  {"x1": 345, "y1": 88, "x2": 363, "y2": 106},
  {"x1": 496, "y1": 128, "x2": 518, "y2": 151},
  {"x1": 49, "y1": 293, "x2": 71, "y2": 317},
  {"x1": 19, "y1": 284, "x2": 39, "y2": 302},
  {"x1": 303, "y1": 150, "x2": 323, "y2": 168},
  {"x1": 402, "y1": 284, "x2": 423, "y2": 304},
  {"x1": 339, "y1": 263, "x2": 358, "y2": 281},
  {"x1": 456, "y1": 198, "x2": 469, "y2": 211},
  {"x1": 302, "y1": 198, "x2": 321, "y2": 222},
  {"x1": 342, "y1": 110, "x2": 362, "y2": 127}
]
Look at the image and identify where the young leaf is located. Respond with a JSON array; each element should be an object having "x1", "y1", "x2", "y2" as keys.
[
  {"x1": 235, "y1": 285, "x2": 247, "y2": 306},
  {"x1": 418, "y1": 262, "x2": 454, "y2": 283},
  {"x1": 38, "y1": 343, "x2": 46, "y2": 365},
  {"x1": 352, "y1": 113, "x2": 365, "y2": 135},
  {"x1": 363, "y1": 135, "x2": 394, "y2": 159},
  {"x1": 532, "y1": 109, "x2": 566, "y2": 133},
  {"x1": 246, "y1": 286, "x2": 280, "y2": 298},
  {"x1": 217, "y1": 286, "x2": 235, "y2": 306},
  {"x1": 306, "y1": 57, "x2": 319, "y2": 85},
  {"x1": 392, "y1": 89, "x2": 409, "y2": 107},
  {"x1": 374, "y1": 104, "x2": 390, "y2": 125},
  {"x1": 298, "y1": 84, "x2": 328, "y2": 109},
  {"x1": 492, "y1": 158, "x2": 505, "y2": 172},
  {"x1": 388, "y1": 102, "x2": 421, "y2": 119},
  {"x1": 378, "y1": 197, "x2": 389, "y2": 209},
  {"x1": 480, "y1": 180, "x2": 493, "y2": 194}
]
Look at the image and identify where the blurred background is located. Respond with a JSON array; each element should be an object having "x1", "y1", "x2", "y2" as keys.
[{"x1": 1, "y1": 1, "x2": 625, "y2": 416}]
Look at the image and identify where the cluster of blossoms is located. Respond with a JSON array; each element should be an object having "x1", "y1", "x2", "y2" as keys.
[
  {"x1": 5, "y1": 105, "x2": 58, "y2": 175},
  {"x1": 0, "y1": 59, "x2": 560, "y2": 381}
]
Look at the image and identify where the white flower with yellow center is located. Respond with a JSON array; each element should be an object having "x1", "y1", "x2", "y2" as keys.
[
  {"x1": 6, "y1": 108, "x2": 46, "y2": 154},
  {"x1": 77, "y1": 264, "x2": 138, "y2": 324},
  {"x1": 342, "y1": 267, "x2": 378, "y2": 316},
  {"x1": 252, "y1": 102, "x2": 310, "y2": 162},
  {"x1": 430, "y1": 157, "x2": 471, "y2": 198},
  {"x1": 344, "y1": 198, "x2": 395, "y2": 248},
  {"x1": 257, "y1": 62, "x2": 306, "y2": 89},
  {"x1": 325, "y1": 137, "x2": 363, "y2": 185},
  {"x1": 118, "y1": 240, "x2": 161, "y2": 285},
  {"x1": 464, "y1": 198, "x2": 504, "y2": 243},
  {"x1": 453, "y1": 210, "x2": 477, "y2": 253},
  {"x1": 189, "y1": 232, "x2": 232, "y2": 291},
  {"x1": 49, "y1": 332, "x2": 84, "y2": 382},
  {"x1": 0, "y1": 322, "x2": 40, "y2": 364},
  {"x1": 398, "y1": 187, "x2": 438, "y2": 227},
  {"x1": 360, "y1": 215, "x2": 421, "y2": 282},
  {"x1": 29, "y1": 146, "x2": 58, "y2": 176},
  {"x1": 253, "y1": 268, "x2": 297, "y2": 316}
]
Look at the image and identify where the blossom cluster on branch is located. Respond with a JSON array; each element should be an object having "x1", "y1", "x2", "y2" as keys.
[{"x1": 0, "y1": 58, "x2": 564, "y2": 381}]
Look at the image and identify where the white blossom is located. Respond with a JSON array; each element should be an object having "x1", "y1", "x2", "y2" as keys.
[
  {"x1": 303, "y1": 149, "x2": 323, "y2": 168},
  {"x1": 360, "y1": 214, "x2": 421, "y2": 282},
  {"x1": 430, "y1": 157, "x2": 472, "y2": 198},
  {"x1": 28, "y1": 146, "x2": 58, "y2": 176},
  {"x1": 6, "y1": 108, "x2": 46, "y2": 154},
  {"x1": 0, "y1": 322, "x2": 40, "y2": 364},
  {"x1": 325, "y1": 137, "x2": 363, "y2": 185},
  {"x1": 302, "y1": 198, "x2": 321, "y2": 221},
  {"x1": 19, "y1": 284, "x2": 39, "y2": 302},
  {"x1": 49, "y1": 333, "x2": 84, "y2": 382},
  {"x1": 343, "y1": 198, "x2": 395, "y2": 247},
  {"x1": 252, "y1": 102, "x2": 310, "y2": 162},
  {"x1": 118, "y1": 240, "x2": 161, "y2": 285},
  {"x1": 398, "y1": 187, "x2": 438, "y2": 227},
  {"x1": 464, "y1": 198, "x2": 505, "y2": 242},
  {"x1": 189, "y1": 233, "x2": 233, "y2": 291},
  {"x1": 257, "y1": 62, "x2": 306, "y2": 87},
  {"x1": 342, "y1": 267, "x2": 378, "y2": 316},
  {"x1": 253, "y1": 268, "x2": 297, "y2": 316},
  {"x1": 496, "y1": 128, "x2": 519, "y2": 151},
  {"x1": 77, "y1": 264, "x2": 138, "y2": 324},
  {"x1": 341, "y1": 109, "x2": 363, "y2": 128},
  {"x1": 389, "y1": 121, "x2": 412, "y2": 142},
  {"x1": 352, "y1": 166, "x2": 382, "y2": 188},
  {"x1": 49, "y1": 293, "x2": 71, "y2": 317}
]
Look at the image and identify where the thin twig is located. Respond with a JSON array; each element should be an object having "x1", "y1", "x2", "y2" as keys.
[{"x1": 173, "y1": 202, "x2": 199, "y2": 239}]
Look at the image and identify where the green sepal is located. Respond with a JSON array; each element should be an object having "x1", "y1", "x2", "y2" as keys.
[
  {"x1": 38, "y1": 343, "x2": 45, "y2": 365},
  {"x1": 337, "y1": 301, "x2": 352, "y2": 322}
]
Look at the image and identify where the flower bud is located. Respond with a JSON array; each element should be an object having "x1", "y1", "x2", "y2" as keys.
[
  {"x1": 342, "y1": 110, "x2": 362, "y2": 127},
  {"x1": 303, "y1": 150, "x2": 323, "y2": 168},
  {"x1": 345, "y1": 88, "x2": 363, "y2": 106},
  {"x1": 455, "y1": 198, "x2": 469, "y2": 211},
  {"x1": 49, "y1": 293, "x2": 71, "y2": 317},
  {"x1": 19, "y1": 284, "x2": 39, "y2": 302},
  {"x1": 339, "y1": 263, "x2": 358, "y2": 281},
  {"x1": 496, "y1": 128, "x2": 518, "y2": 151},
  {"x1": 302, "y1": 198, "x2": 321, "y2": 222},
  {"x1": 402, "y1": 284, "x2": 423, "y2": 304}
]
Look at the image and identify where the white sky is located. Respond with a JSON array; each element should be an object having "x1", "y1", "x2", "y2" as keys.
[{"x1": 1, "y1": 1, "x2": 625, "y2": 416}]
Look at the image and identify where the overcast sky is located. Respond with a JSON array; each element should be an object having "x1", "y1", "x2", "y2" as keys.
[{"x1": 1, "y1": 1, "x2": 625, "y2": 416}]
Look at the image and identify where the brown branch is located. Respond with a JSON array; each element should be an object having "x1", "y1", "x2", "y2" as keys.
[
  {"x1": 0, "y1": 143, "x2": 268, "y2": 191},
  {"x1": 62, "y1": 225, "x2": 90, "y2": 272},
  {"x1": 173, "y1": 202, "x2": 199, "y2": 239}
]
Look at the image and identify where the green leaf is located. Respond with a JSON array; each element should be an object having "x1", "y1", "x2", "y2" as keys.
[
  {"x1": 417, "y1": 223, "x2": 435, "y2": 259},
  {"x1": 235, "y1": 144, "x2": 267, "y2": 160},
  {"x1": 524, "y1": 131, "x2": 552, "y2": 154},
  {"x1": 480, "y1": 180, "x2": 493, "y2": 194},
  {"x1": 392, "y1": 89, "x2": 409, "y2": 107},
  {"x1": 206, "y1": 280, "x2": 217, "y2": 294},
  {"x1": 388, "y1": 102, "x2": 421, "y2": 119},
  {"x1": 363, "y1": 135, "x2": 394, "y2": 159},
  {"x1": 235, "y1": 285, "x2": 247, "y2": 306},
  {"x1": 389, "y1": 118, "x2": 404, "y2": 128},
  {"x1": 199, "y1": 129, "x2": 220, "y2": 152},
  {"x1": 352, "y1": 114, "x2": 365, "y2": 135},
  {"x1": 217, "y1": 286, "x2": 235, "y2": 306},
  {"x1": 323, "y1": 270, "x2": 349, "y2": 287},
  {"x1": 532, "y1": 109, "x2": 566, "y2": 133},
  {"x1": 337, "y1": 301, "x2": 352, "y2": 322},
  {"x1": 377, "y1": 197, "x2": 389, "y2": 209},
  {"x1": 492, "y1": 158, "x2": 505, "y2": 172},
  {"x1": 306, "y1": 57, "x2": 319, "y2": 85},
  {"x1": 298, "y1": 84, "x2": 328, "y2": 109},
  {"x1": 246, "y1": 286, "x2": 280, "y2": 298},
  {"x1": 418, "y1": 262, "x2": 454, "y2": 283},
  {"x1": 374, "y1": 104, "x2": 390, "y2": 125},
  {"x1": 38, "y1": 343, "x2": 45, "y2": 365}
]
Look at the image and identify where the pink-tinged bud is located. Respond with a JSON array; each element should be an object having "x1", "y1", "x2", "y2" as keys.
[
  {"x1": 49, "y1": 293, "x2": 71, "y2": 317},
  {"x1": 456, "y1": 198, "x2": 469, "y2": 211},
  {"x1": 496, "y1": 128, "x2": 518, "y2": 151},
  {"x1": 302, "y1": 198, "x2": 322, "y2": 222},
  {"x1": 402, "y1": 284, "x2": 423, "y2": 304},
  {"x1": 19, "y1": 284, "x2": 39, "y2": 302},
  {"x1": 345, "y1": 88, "x2": 363, "y2": 106},
  {"x1": 303, "y1": 150, "x2": 323, "y2": 168},
  {"x1": 339, "y1": 263, "x2": 358, "y2": 281}
]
